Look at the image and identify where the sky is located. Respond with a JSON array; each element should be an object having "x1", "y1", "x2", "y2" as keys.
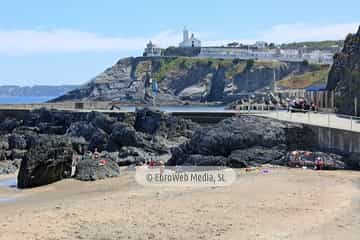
[{"x1": 0, "y1": 0, "x2": 359, "y2": 86}]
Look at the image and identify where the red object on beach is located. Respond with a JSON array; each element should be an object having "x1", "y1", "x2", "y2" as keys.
[{"x1": 99, "y1": 159, "x2": 107, "y2": 166}]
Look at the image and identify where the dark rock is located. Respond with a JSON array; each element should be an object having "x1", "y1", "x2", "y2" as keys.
[
  {"x1": 8, "y1": 134, "x2": 27, "y2": 150},
  {"x1": 70, "y1": 137, "x2": 88, "y2": 155},
  {"x1": 10, "y1": 149, "x2": 27, "y2": 160},
  {"x1": 13, "y1": 126, "x2": 40, "y2": 134},
  {"x1": 134, "y1": 108, "x2": 164, "y2": 135},
  {"x1": 17, "y1": 136, "x2": 74, "y2": 188},
  {"x1": 0, "y1": 118, "x2": 20, "y2": 133},
  {"x1": 171, "y1": 154, "x2": 227, "y2": 166},
  {"x1": 75, "y1": 155, "x2": 120, "y2": 181},
  {"x1": 110, "y1": 123, "x2": 167, "y2": 154},
  {"x1": 117, "y1": 147, "x2": 148, "y2": 166},
  {"x1": 327, "y1": 25, "x2": 360, "y2": 115},
  {"x1": 134, "y1": 108, "x2": 198, "y2": 139},
  {"x1": 228, "y1": 147, "x2": 286, "y2": 168},
  {"x1": 169, "y1": 116, "x2": 316, "y2": 166},
  {"x1": 87, "y1": 111, "x2": 116, "y2": 134},
  {"x1": 344, "y1": 152, "x2": 360, "y2": 169},
  {"x1": 66, "y1": 121, "x2": 97, "y2": 140}
]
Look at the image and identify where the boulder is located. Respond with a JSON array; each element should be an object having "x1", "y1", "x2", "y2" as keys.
[
  {"x1": 10, "y1": 149, "x2": 27, "y2": 160},
  {"x1": 110, "y1": 123, "x2": 168, "y2": 154},
  {"x1": 17, "y1": 136, "x2": 74, "y2": 188},
  {"x1": 134, "y1": 108, "x2": 198, "y2": 139},
  {"x1": 169, "y1": 116, "x2": 316, "y2": 167},
  {"x1": 344, "y1": 153, "x2": 360, "y2": 170},
  {"x1": 227, "y1": 147, "x2": 286, "y2": 168},
  {"x1": 117, "y1": 147, "x2": 149, "y2": 166},
  {"x1": 66, "y1": 121, "x2": 97, "y2": 140},
  {"x1": 87, "y1": 111, "x2": 116, "y2": 134},
  {"x1": 75, "y1": 155, "x2": 120, "y2": 181},
  {"x1": 0, "y1": 118, "x2": 20, "y2": 133}
]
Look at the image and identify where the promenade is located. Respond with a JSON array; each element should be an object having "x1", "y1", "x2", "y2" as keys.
[{"x1": 255, "y1": 111, "x2": 360, "y2": 133}]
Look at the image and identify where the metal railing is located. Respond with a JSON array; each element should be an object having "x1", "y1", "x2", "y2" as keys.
[{"x1": 248, "y1": 108, "x2": 360, "y2": 133}]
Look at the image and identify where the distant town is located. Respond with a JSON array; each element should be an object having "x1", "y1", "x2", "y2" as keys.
[{"x1": 144, "y1": 28, "x2": 343, "y2": 64}]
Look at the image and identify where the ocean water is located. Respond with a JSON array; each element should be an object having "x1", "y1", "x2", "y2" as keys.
[{"x1": 0, "y1": 96, "x2": 56, "y2": 104}]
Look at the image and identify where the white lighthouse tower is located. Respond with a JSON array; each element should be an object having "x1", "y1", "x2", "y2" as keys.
[
  {"x1": 179, "y1": 27, "x2": 201, "y2": 48},
  {"x1": 183, "y1": 27, "x2": 189, "y2": 42}
]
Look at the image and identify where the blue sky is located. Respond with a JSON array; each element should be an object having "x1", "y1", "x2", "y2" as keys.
[{"x1": 0, "y1": 0, "x2": 359, "y2": 86}]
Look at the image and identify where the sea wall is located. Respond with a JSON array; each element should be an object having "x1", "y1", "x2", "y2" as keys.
[{"x1": 308, "y1": 125, "x2": 360, "y2": 154}]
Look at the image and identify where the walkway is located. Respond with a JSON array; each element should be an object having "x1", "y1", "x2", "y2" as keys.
[{"x1": 254, "y1": 111, "x2": 360, "y2": 133}]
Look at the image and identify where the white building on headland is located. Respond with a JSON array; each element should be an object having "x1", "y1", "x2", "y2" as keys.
[
  {"x1": 179, "y1": 27, "x2": 201, "y2": 48},
  {"x1": 255, "y1": 41, "x2": 267, "y2": 49},
  {"x1": 143, "y1": 41, "x2": 162, "y2": 57}
]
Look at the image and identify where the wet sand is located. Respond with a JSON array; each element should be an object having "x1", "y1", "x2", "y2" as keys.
[{"x1": 0, "y1": 168, "x2": 359, "y2": 240}]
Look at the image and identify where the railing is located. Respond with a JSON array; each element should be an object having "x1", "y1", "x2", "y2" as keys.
[{"x1": 249, "y1": 109, "x2": 360, "y2": 133}]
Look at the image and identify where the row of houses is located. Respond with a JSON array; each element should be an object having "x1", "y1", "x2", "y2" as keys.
[
  {"x1": 143, "y1": 28, "x2": 337, "y2": 64},
  {"x1": 198, "y1": 47, "x2": 335, "y2": 64}
]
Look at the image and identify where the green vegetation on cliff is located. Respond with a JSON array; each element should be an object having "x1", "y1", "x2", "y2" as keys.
[
  {"x1": 152, "y1": 57, "x2": 281, "y2": 82},
  {"x1": 277, "y1": 67, "x2": 329, "y2": 89},
  {"x1": 281, "y1": 40, "x2": 344, "y2": 50}
]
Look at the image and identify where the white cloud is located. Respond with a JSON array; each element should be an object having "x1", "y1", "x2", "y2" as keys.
[
  {"x1": 0, "y1": 29, "x2": 181, "y2": 56},
  {"x1": 258, "y1": 22, "x2": 359, "y2": 43},
  {"x1": 0, "y1": 22, "x2": 358, "y2": 55}
]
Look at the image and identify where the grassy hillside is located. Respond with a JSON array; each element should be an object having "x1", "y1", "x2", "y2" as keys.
[
  {"x1": 277, "y1": 66, "x2": 329, "y2": 89},
  {"x1": 281, "y1": 40, "x2": 343, "y2": 50},
  {"x1": 152, "y1": 58, "x2": 287, "y2": 82}
]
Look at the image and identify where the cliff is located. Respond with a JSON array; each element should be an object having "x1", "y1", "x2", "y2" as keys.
[
  {"x1": 52, "y1": 57, "x2": 328, "y2": 104},
  {"x1": 327, "y1": 26, "x2": 360, "y2": 115}
]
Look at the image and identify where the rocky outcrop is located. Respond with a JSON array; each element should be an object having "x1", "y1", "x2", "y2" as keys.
[
  {"x1": 0, "y1": 108, "x2": 198, "y2": 187},
  {"x1": 344, "y1": 153, "x2": 360, "y2": 170},
  {"x1": 327, "y1": 26, "x2": 360, "y2": 115},
  {"x1": 75, "y1": 155, "x2": 120, "y2": 181},
  {"x1": 17, "y1": 135, "x2": 74, "y2": 189},
  {"x1": 168, "y1": 116, "x2": 317, "y2": 167},
  {"x1": 51, "y1": 57, "x2": 326, "y2": 105}
]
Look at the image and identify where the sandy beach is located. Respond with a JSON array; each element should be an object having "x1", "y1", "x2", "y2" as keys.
[{"x1": 0, "y1": 168, "x2": 359, "y2": 240}]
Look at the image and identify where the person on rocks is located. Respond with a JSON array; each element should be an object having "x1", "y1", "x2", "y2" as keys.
[
  {"x1": 315, "y1": 157, "x2": 324, "y2": 170},
  {"x1": 93, "y1": 148, "x2": 100, "y2": 159}
]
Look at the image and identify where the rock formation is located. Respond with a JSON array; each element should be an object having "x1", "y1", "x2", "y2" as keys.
[
  {"x1": 327, "y1": 26, "x2": 360, "y2": 115},
  {"x1": 17, "y1": 135, "x2": 74, "y2": 189},
  {"x1": 75, "y1": 155, "x2": 120, "y2": 181},
  {"x1": 51, "y1": 57, "x2": 326, "y2": 105},
  {"x1": 0, "y1": 108, "x2": 198, "y2": 188},
  {"x1": 168, "y1": 116, "x2": 346, "y2": 169}
]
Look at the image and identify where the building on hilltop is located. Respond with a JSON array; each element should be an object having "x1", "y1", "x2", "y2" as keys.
[
  {"x1": 143, "y1": 41, "x2": 162, "y2": 57},
  {"x1": 179, "y1": 27, "x2": 201, "y2": 48},
  {"x1": 255, "y1": 41, "x2": 267, "y2": 49}
]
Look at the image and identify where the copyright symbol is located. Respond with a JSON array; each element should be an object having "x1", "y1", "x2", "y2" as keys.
[{"x1": 146, "y1": 174, "x2": 153, "y2": 182}]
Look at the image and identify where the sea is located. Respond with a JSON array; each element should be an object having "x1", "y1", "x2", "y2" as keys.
[{"x1": 0, "y1": 96, "x2": 56, "y2": 104}]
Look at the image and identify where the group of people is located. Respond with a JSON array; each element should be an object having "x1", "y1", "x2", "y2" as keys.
[
  {"x1": 288, "y1": 151, "x2": 325, "y2": 170},
  {"x1": 287, "y1": 98, "x2": 317, "y2": 112}
]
